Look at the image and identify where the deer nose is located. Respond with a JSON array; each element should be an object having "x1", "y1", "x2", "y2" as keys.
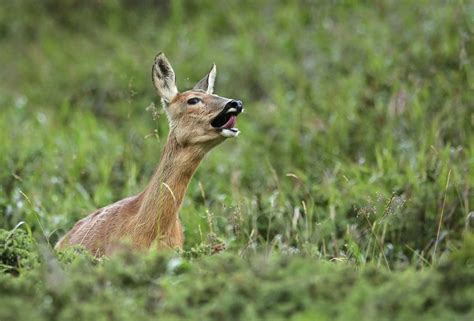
[{"x1": 226, "y1": 100, "x2": 243, "y2": 113}]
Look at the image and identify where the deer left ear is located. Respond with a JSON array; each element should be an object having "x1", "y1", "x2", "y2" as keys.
[
  {"x1": 193, "y1": 64, "x2": 216, "y2": 94},
  {"x1": 152, "y1": 52, "x2": 179, "y2": 103}
]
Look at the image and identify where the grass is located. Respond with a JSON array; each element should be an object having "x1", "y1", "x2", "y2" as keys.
[{"x1": 0, "y1": 0, "x2": 473, "y2": 320}]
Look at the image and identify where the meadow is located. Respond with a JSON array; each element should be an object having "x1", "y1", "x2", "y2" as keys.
[{"x1": 0, "y1": 1, "x2": 473, "y2": 320}]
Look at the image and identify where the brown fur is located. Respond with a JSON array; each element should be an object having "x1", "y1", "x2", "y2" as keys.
[{"x1": 55, "y1": 53, "x2": 241, "y2": 256}]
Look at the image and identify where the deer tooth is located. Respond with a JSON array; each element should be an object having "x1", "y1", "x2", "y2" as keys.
[{"x1": 226, "y1": 107, "x2": 238, "y2": 114}]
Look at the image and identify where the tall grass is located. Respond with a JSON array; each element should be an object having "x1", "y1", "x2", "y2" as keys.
[{"x1": 2, "y1": 0, "x2": 471, "y2": 265}]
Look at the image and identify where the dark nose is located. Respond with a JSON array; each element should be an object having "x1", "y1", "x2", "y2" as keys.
[{"x1": 226, "y1": 100, "x2": 243, "y2": 112}]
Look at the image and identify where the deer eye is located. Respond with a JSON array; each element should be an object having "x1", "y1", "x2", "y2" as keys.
[{"x1": 187, "y1": 98, "x2": 201, "y2": 105}]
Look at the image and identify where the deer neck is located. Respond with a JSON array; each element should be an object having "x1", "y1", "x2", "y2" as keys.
[{"x1": 133, "y1": 133, "x2": 206, "y2": 247}]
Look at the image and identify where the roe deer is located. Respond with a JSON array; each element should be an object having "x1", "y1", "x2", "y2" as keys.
[{"x1": 55, "y1": 53, "x2": 243, "y2": 256}]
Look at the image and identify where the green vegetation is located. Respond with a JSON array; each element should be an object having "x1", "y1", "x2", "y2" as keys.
[{"x1": 0, "y1": 1, "x2": 473, "y2": 320}]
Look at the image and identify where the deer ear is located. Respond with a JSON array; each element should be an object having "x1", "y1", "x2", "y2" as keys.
[
  {"x1": 152, "y1": 53, "x2": 178, "y2": 103},
  {"x1": 193, "y1": 64, "x2": 216, "y2": 94}
]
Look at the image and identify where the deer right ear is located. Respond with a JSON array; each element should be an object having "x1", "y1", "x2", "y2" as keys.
[
  {"x1": 193, "y1": 64, "x2": 217, "y2": 94},
  {"x1": 152, "y1": 53, "x2": 178, "y2": 103}
]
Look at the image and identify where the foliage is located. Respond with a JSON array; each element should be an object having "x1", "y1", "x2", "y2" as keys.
[
  {"x1": 0, "y1": 229, "x2": 473, "y2": 321},
  {"x1": 0, "y1": 0, "x2": 473, "y2": 320},
  {"x1": 0, "y1": 226, "x2": 38, "y2": 273}
]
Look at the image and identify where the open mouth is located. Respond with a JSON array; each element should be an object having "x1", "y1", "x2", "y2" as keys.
[{"x1": 211, "y1": 106, "x2": 242, "y2": 137}]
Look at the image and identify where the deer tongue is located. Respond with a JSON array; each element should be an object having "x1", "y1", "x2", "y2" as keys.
[{"x1": 222, "y1": 115, "x2": 236, "y2": 129}]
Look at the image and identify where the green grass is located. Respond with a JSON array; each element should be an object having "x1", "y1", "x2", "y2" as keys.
[{"x1": 0, "y1": 0, "x2": 473, "y2": 320}]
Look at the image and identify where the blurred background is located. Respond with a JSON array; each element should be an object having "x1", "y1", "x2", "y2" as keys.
[{"x1": 0, "y1": 0, "x2": 472, "y2": 266}]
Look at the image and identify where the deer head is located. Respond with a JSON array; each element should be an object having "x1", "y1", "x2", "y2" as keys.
[{"x1": 152, "y1": 53, "x2": 243, "y2": 148}]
